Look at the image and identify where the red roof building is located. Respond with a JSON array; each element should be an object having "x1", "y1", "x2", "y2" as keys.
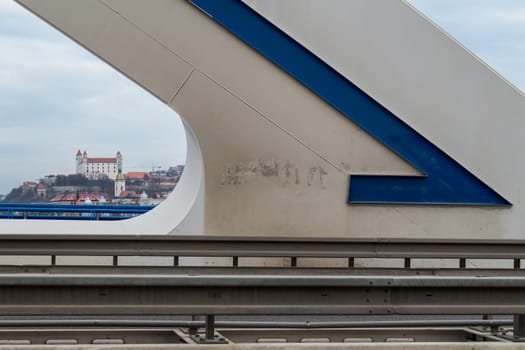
[{"x1": 125, "y1": 172, "x2": 150, "y2": 180}]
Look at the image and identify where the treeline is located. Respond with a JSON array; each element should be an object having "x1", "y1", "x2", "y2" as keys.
[
  {"x1": 2, "y1": 186, "x2": 38, "y2": 203},
  {"x1": 1, "y1": 174, "x2": 115, "y2": 203},
  {"x1": 53, "y1": 174, "x2": 112, "y2": 188}
]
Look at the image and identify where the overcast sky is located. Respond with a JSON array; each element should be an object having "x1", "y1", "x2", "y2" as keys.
[
  {"x1": 409, "y1": 0, "x2": 525, "y2": 90},
  {"x1": 0, "y1": 0, "x2": 187, "y2": 194},
  {"x1": 0, "y1": 1, "x2": 524, "y2": 194}
]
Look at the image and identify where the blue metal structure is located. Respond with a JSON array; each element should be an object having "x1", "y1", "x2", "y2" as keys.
[
  {"x1": 0, "y1": 203, "x2": 155, "y2": 221},
  {"x1": 190, "y1": 0, "x2": 510, "y2": 206}
]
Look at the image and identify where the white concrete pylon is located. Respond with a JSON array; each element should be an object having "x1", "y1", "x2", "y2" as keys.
[{"x1": 7, "y1": 0, "x2": 524, "y2": 240}]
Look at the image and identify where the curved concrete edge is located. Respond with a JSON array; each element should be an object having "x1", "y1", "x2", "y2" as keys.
[{"x1": 119, "y1": 120, "x2": 204, "y2": 235}]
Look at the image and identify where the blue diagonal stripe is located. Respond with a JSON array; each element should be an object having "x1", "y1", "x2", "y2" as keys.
[{"x1": 189, "y1": 0, "x2": 510, "y2": 206}]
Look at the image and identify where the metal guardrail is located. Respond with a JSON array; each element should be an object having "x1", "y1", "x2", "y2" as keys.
[
  {"x1": 0, "y1": 234, "x2": 523, "y2": 261},
  {"x1": 0, "y1": 203, "x2": 155, "y2": 221},
  {"x1": 0, "y1": 235, "x2": 523, "y2": 342},
  {"x1": 0, "y1": 273, "x2": 523, "y2": 315},
  {"x1": 0, "y1": 319, "x2": 512, "y2": 329}
]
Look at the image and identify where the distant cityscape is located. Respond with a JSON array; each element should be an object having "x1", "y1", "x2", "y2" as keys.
[{"x1": 0, "y1": 150, "x2": 184, "y2": 206}]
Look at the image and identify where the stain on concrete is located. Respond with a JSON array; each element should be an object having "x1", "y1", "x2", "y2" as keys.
[
  {"x1": 258, "y1": 159, "x2": 279, "y2": 177},
  {"x1": 340, "y1": 161, "x2": 352, "y2": 173},
  {"x1": 318, "y1": 166, "x2": 328, "y2": 188},
  {"x1": 221, "y1": 162, "x2": 257, "y2": 185},
  {"x1": 307, "y1": 166, "x2": 328, "y2": 189},
  {"x1": 284, "y1": 161, "x2": 292, "y2": 184},
  {"x1": 221, "y1": 159, "x2": 326, "y2": 189}
]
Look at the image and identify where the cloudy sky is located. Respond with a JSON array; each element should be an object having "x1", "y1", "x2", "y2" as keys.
[
  {"x1": 409, "y1": 0, "x2": 525, "y2": 90},
  {"x1": 0, "y1": 0, "x2": 187, "y2": 194},
  {"x1": 0, "y1": 1, "x2": 524, "y2": 194}
]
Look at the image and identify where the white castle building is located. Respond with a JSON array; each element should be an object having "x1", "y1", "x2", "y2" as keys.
[{"x1": 75, "y1": 150, "x2": 122, "y2": 180}]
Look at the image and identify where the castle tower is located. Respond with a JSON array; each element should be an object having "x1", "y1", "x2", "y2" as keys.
[
  {"x1": 75, "y1": 150, "x2": 89, "y2": 176},
  {"x1": 75, "y1": 150, "x2": 82, "y2": 174},
  {"x1": 82, "y1": 150, "x2": 88, "y2": 176}
]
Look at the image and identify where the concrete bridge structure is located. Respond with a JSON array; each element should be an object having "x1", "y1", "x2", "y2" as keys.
[
  {"x1": 2, "y1": 0, "x2": 525, "y2": 347},
  {"x1": 3, "y1": 0, "x2": 524, "y2": 239}
]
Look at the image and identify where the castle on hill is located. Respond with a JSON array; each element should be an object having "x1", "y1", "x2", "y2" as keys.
[
  {"x1": 75, "y1": 150, "x2": 126, "y2": 196},
  {"x1": 75, "y1": 150, "x2": 122, "y2": 180}
]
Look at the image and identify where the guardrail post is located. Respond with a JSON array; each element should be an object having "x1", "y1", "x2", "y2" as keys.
[
  {"x1": 173, "y1": 256, "x2": 179, "y2": 267},
  {"x1": 514, "y1": 315, "x2": 525, "y2": 340},
  {"x1": 189, "y1": 315, "x2": 201, "y2": 335},
  {"x1": 205, "y1": 315, "x2": 215, "y2": 341},
  {"x1": 514, "y1": 259, "x2": 521, "y2": 269},
  {"x1": 190, "y1": 315, "x2": 226, "y2": 344},
  {"x1": 291, "y1": 257, "x2": 297, "y2": 267},
  {"x1": 482, "y1": 315, "x2": 499, "y2": 334},
  {"x1": 404, "y1": 258, "x2": 411, "y2": 269},
  {"x1": 348, "y1": 257, "x2": 354, "y2": 268},
  {"x1": 459, "y1": 258, "x2": 466, "y2": 269},
  {"x1": 232, "y1": 256, "x2": 239, "y2": 267}
]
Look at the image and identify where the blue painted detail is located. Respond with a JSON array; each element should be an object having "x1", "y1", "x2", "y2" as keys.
[{"x1": 189, "y1": 0, "x2": 510, "y2": 206}]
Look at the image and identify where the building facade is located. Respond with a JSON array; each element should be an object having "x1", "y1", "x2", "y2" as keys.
[{"x1": 75, "y1": 150, "x2": 122, "y2": 180}]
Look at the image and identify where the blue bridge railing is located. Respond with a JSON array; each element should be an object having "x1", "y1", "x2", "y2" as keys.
[{"x1": 0, "y1": 203, "x2": 156, "y2": 221}]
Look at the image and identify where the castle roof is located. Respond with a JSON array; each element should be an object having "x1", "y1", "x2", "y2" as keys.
[
  {"x1": 76, "y1": 150, "x2": 82, "y2": 156},
  {"x1": 87, "y1": 158, "x2": 117, "y2": 164}
]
